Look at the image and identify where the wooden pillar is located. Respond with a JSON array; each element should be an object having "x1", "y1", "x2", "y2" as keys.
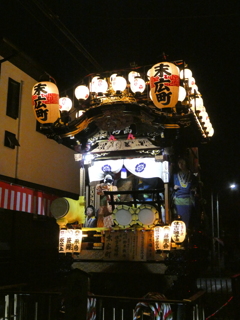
[{"x1": 164, "y1": 183, "x2": 170, "y2": 224}]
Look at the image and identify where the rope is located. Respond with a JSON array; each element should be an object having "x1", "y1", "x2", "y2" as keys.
[
  {"x1": 205, "y1": 296, "x2": 233, "y2": 319},
  {"x1": 133, "y1": 292, "x2": 173, "y2": 320},
  {"x1": 86, "y1": 296, "x2": 97, "y2": 320}
]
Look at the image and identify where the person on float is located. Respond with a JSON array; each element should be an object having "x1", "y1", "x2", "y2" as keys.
[
  {"x1": 84, "y1": 205, "x2": 97, "y2": 228},
  {"x1": 96, "y1": 172, "x2": 118, "y2": 228},
  {"x1": 171, "y1": 158, "x2": 198, "y2": 228}
]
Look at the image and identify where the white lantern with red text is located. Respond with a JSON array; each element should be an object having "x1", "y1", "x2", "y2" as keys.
[
  {"x1": 149, "y1": 62, "x2": 180, "y2": 109},
  {"x1": 95, "y1": 78, "x2": 108, "y2": 96},
  {"x1": 90, "y1": 76, "x2": 100, "y2": 93},
  {"x1": 32, "y1": 81, "x2": 60, "y2": 124},
  {"x1": 75, "y1": 85, "x2": 90, "y2": 100},
  {"x1": 130, "y1": 77, "x2": 146, "y2": 93},
  {"x1": 171, "y1": 220, "x2": 186, "y2": 244},
  {"x1": 59, "y1": 97, "x2": 72, "y2": 112},
  {"x1": 128, "y1": 71, "x2": 140, "y2": 83}
]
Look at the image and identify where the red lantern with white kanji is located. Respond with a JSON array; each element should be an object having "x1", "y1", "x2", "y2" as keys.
[
  {"x1": 149, "y1": 62, "x2": 180, "y2": 109},
  {"x1": 32, "y1": 81, "x2": 60, "y2": 124},
  {"x1": 171, "y1": 220, "x2": 186, "y2": 243}
]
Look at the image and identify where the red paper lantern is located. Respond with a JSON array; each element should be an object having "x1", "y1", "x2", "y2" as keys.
[
  {"x1": 32, "y1": 81, "x2": 60, "y2": 124},
  {"x1": 149, "y1": 62, "x2": 180, "y2": 109}
]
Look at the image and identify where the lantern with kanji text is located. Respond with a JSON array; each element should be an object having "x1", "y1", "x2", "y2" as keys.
[
  {"x1": 171, "y1": 219, "x2": 186, "y2": 244},
  {"x1": 32, "y1": 81, "x2": 60, "y2": 124},
  {"x1": 149, "y1": 62, "x2": 180, "y2": 109}
]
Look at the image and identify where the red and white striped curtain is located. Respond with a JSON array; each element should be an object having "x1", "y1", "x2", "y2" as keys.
[{"x1": 0, "y1": 181, "x2": 58, "y2": 216}]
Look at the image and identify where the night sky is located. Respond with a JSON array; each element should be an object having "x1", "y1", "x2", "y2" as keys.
[{"x1": 2, "y1": 0, "x2": 240, "y2": 223}]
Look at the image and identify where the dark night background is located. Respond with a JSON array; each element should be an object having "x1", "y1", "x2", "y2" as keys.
[{"x1": 1, "y1": 0, "x2": 240, "y2": 263}]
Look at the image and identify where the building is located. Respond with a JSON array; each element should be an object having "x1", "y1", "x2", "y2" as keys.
[{"x1": 0, "y1": 38, "x2": 81, "y2": 285}]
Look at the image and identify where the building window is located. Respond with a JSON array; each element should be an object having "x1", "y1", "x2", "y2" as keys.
[
  {"x1": 6, "y1": 78, "x2": 20, "y2": 119},
  {"x1": 4, "y1": 131, "x2": 20, "y2": 149}
]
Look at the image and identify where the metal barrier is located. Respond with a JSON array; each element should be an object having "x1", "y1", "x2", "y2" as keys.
[
  {"x1": 196, "y1": 276, "x2": 240, "y2": 320},
  {"x1": 0, "y1": 284, "x2": 205, "y2": 320},
  {"x1": 0, "y1": 284, "x2": 62, "y2": 320},
  {"x1": 88, "y1": 291, "x2": 206, "y2": 320}
]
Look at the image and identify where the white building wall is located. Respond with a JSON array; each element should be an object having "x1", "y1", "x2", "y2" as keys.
[{"x1": 0, "y1": 57, "x2": 80, "y2": 195}]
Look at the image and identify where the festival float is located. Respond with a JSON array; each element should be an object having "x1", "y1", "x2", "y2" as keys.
[{"x1": 32, "y1": 59, "x2": 213, "y2": 298}]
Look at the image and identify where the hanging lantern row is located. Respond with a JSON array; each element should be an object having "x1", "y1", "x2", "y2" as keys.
[
  {"x1": 180, "y1": 68, "x2": 214, "y2": 137},
  {"x1": 31, "y1": 62, "x2": 214, "y2": 137}
]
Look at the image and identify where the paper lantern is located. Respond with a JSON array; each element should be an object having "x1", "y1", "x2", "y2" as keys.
[
  {"x1": 110, "y1": 73, "x2": 118, "y2": 83},
  {"x1": 149, "y1": 62, "x2": 180, "y2": 109},
  {"x1": 95, "y1": 78, "x2": 108, "y2": 95},
  {"x1": 130, "y1": 77, "x2": 146, "y2": 93},
  {"x1": 32, "y1": 81, "x2": 60, "y2": 124},
  {"x1": 121, "y1": 167, "x2": 127, "y2": 179},
  {"x1": 59, "y1": 97, "x2": 72, "y2": 111},
  {"x1": 128, "y1": 71, "x2": 140, "y2": 83},
  {"x1": 112, "y1": 75, "x2": 127, "y2": 92},
  {"x1": 154, "y1": 226, "x2": 163, "y2": 250},
  {"x1": 90, "y1": 76, "x2": 100, "y2": 92},
  {"x1": 180, "y1": 68, "x2": 192, "y2": 80},
  {"x1": 161, "y1": 226, "x2": 172, "y2": 250},
  {"x1": 171, "y1": 220, "x2": 186, "y2": 243},
  {"x1": 59, "y1": 229, "x2": 82, "y2": 253},
  {"x1": 178, "y1": 86, "x2": 186, "y2": 102},
  {"x1": 75, "y1": 85, "x2": 90, "y2": 100}
]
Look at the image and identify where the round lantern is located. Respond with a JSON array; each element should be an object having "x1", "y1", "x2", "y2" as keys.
[
  {"x1": 190, "y1": 84, "x2": 199, "y2": 94},
  {"x1": 32, "y1": 81, "x2": 60, "y2": 124},
  {"x1": 90, "y1": 76, "x2": 100, "y2": 93},
  {"x1": 191, "y1": 95, "x2": 204, "y2": 111},
  {"x1": 110, "y1": 73, "x2": 118, "y2": 83},
  {"x1": 112, "y1": 75, "x2": 127, "y2": 92},
  {"x1": 149, "y1": 62, "x2": 180, "y2": 109},
  {"x1": 206, "y1": 124, "x2": 214, "y2": 137},
  {"x1": 171, "y1": 219, "x2": 186, "y2": 243},
  {"x1": 180, "y1": 68, "x2": 192, "y2": 80},
  {"x1": 188, "y1": 77, "x2": 196, "y2": 87},
  {"x1": 59, "y1": 97, "x2": 72, "y2": 112},
  {"x1": 178, "y1": 86, "x2": 186, "y2": 102},
  {"x1": 128, "y1": 71, "x2": 140, "y2": 83},
  {"x1": 75, "y1": 85, "x2": 90, "y2": 100},
  {"x1": 130, "y1": 77, "x2": 146, "y2": 93},
  {"x1": 95, "y1": 78, "x2": 108, "y2": 95}
]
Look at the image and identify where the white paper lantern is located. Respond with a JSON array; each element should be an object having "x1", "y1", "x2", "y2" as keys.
[
  {"x1": 180, "y1": 68, "x2": 192, "y2": 79},
  {"x1": 161, "y1": 226, "x2": 172, "y2": 250},
  {"x1": 171, "y1": 220, "x2": 186, "y2": 243},
  {"x1": 130, "y1": 77, "x2": 146, "y2": 93},
  {"x1": 75, "y1": 85, "x2": 90, "y2": 100},
  {"x1": 90, "y1": 76, "x2": 100, "y2": 92},
  {"x1": 154, "y1": 226, "x2": 163, "y2": 250},
  {"x1": 112, "y1": 76, "x2": 127, "y2": 92},
  {"x1": 178, "y1": 86, "x2": 186, "y2": 102},
  {"x1": 128, "y1": 71, "x2": 140, "y2": 83},
  {"x1": 59, "y1": 97, "x2": 72, "y2": 111},
  {"x1": 95, "y1": 78, "x2": 108, "y2": 95}
]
